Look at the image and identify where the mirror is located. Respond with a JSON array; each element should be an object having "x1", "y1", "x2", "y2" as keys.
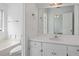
[
  {"x1": 47, "y1": 14, "x2": 63, "y2": 34},
  {"x1": 0, "y1": 10, "x2": 4, "y2": 32},
  {"x1": 38, "y1": 6, "x2": 74, "y2": 35}
]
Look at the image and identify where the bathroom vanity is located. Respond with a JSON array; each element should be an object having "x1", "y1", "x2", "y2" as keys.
[
  {"x1": 29, "y1": 35, "x2": 79, "y2": 56},
  {"x1": 24, "y1": 4, "x2": 79, "y2": 56},
  {"x1": 29, "y1": 4, "x2": 79, "y2": 56}
]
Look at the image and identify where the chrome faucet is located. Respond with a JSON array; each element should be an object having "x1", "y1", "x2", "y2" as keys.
[{"x1": 54, "y1": 34, "x2": 58, "y2": 38}]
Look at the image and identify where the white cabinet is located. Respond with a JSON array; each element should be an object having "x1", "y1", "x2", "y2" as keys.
[
  {"x1": 30, "y1": 41, "x2": 67, "y2": 56},
  {"x1": 68, "y1": 46, "x2": 79, "y2": 56},
  {"x1": 30, "y1": 41, "x2": 42, "y2": 56},
  {"x1": 29, "y1": 40, "x2": 79, "y2": 56},
  {"x1": 42, "y1": 43, "x2": 67, "y2": 56}
]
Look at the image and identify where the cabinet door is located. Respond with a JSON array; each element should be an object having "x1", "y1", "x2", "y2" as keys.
[
  {"x1": 42, "y1": 43, "x2": 67, "y2": 56},
  {"x1": 68, "y1": 46, "x2": 79, "y2": 56},
  {"x1": 30, "y1": 41, "x2": 42, "y2": 56}
]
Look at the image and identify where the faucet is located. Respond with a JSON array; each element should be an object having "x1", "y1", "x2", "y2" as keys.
[
  {"x1": 54, "y1": 33, "x2": 58, "y2": 38},
  {"x1": 55, "y1": 35, "x2": 58, "y2": 38}
]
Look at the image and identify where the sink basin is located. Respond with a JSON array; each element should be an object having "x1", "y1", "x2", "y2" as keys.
[{"x1": 49, "y1": 37, "x2": 61, "y2": 41}]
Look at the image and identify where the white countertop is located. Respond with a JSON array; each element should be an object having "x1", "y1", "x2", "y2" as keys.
[
  {"x1": 0, "y1": 39, "x2": 20, "y2": 51},
  {"x1": 29, "y1": 35, "x2": 79, "y2": 46}
]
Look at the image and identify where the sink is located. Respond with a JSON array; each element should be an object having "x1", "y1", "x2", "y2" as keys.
[
  {"x1": 49, "y1": 35, "x2": 61, "y2": 41},
  {"x1": 49, "y1": 37, "x2": 57, "y2": 40}
]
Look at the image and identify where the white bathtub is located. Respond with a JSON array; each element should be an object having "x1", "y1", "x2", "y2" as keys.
[
  {"x1": 9, "y1": 45, "x2": 21, "y2": 56},
  {"x1": 0, "y1": 39, "x2": 20, "y2": 56}
]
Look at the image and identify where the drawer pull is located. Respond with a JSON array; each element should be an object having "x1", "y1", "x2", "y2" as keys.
[
  {"x1": 77, "y1": 50, "x2": 79, "y2": 51},
  {"x1": 51, "y1": 52, "x2": 56, "y2": 55},
  {"x1": 66, "y1": 53, "x2": 68, "y2": 56},
  {"x1": 40, "y1": 49, "x2": 43, "y2": 52}
]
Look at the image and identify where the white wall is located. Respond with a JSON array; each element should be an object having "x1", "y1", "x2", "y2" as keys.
[
  {"x1": 24, "y1": 3, "x2": 38, "y2": 56},
  {"x1": 25, "y1": 4, "x2": 38, "y2": 38},
  {"x1": 0, "y1": 3, "x2": 8, "y2": 40},
  {"x1": 7, "y1": 3, "x2": 24, "y2": 40}
]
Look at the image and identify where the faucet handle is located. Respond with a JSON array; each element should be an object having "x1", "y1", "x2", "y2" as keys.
[{"x1": 54, "y1": 35, "x2": 58, "y2": 38}]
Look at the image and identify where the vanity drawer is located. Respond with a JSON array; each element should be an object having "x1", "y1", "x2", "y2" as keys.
[
  {"x1": 42, "y1": 43, "x2": 67, "y2": 56},
  {"x1": 68, "y1": 46, "x2": 79, "y2": 56},
  {"x1": 68, "y1": 46, "x2": 79, "y2": 52},
  {"x1": 30, "y1": 41, "x2": 42, "y2": 56}
]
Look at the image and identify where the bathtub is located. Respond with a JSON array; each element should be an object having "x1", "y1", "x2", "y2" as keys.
[
  {"x1": 9, "y1": 45, "x2": 21, "y2": 56},
  {"x1": 0, "y1": 39, "x2": 21, "y2": 56}
]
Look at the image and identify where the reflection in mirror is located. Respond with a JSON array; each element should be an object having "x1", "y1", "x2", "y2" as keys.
[
  {"x1": 47, "y1": 12, "x2": 73, "y2": 35},
  {"x1": 39, "y1": 6, "x2": 74, "y2": 35},
  {"x1": 47, "y1": 14, "x2": 63, "y2": 34}
]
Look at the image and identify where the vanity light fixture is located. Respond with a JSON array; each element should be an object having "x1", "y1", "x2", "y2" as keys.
[
  {"x1": 54, "y1": 14, "x2": 60, "y2": 18},
  {"x1": 49, "y1": 3, "x2": 63, "y2": 8}
]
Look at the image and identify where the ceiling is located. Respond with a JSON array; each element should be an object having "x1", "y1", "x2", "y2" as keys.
[{"x1": 36, "y1": 3, "x2": 77, "y2": 8}]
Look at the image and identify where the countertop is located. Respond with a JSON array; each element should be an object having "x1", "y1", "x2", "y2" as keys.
[{"x1": 29, "y1": 35, "x2": 79, "y2": 46}]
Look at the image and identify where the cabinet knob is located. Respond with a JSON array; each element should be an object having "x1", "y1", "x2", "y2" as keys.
[
  {"x1": 77, "y1": 49, "x2": 79, "y2": 51},
  {"x1": 66, "y1": 53, "x2": 68, "y2": 56},
  {"x1": 32, "y1": 13, "x2": 35, "y2": 16},
  {"x1": 51, "y1": 52, "x2": 56, "y2": 55},
  {"x1": 40, "y1": 49, "x2": 43, "y2": 52}
]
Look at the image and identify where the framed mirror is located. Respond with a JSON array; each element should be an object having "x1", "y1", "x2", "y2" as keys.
[{"x1": 38, "y1": 5, "x2": 74, "y2": 35}]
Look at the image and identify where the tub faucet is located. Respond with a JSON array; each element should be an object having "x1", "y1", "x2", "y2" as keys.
[{"x1": 54, "y1": 34, "x2": 58, "y2": 38}]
